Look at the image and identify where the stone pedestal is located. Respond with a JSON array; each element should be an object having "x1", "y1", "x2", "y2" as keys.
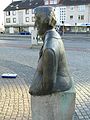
[{"x1": 31, "y1": 81, "x2": 76, "y2": 120}]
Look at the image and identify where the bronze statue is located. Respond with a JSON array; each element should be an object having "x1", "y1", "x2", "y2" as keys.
[{"x1": 29, "y1": 6, "x2": 72, "y2": 96}]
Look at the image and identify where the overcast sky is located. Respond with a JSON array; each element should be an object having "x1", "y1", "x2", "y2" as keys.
[{"x1": 0, "y1": 0, "x2": 19, "y2": 27}]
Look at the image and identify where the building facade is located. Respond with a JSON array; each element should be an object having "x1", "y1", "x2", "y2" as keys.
[
  {"x1": 4, "y1": 9, "x2": 35, "y2": 33},
  {"x1": 3, "y1": 0, "x2": 90, "y2": 33},
  {"x1": 59, "y1": 0, "x2": 90, "y2": 33},
  {"x1": 4, "y1": 0, "x2": 44, "y2": 34}
]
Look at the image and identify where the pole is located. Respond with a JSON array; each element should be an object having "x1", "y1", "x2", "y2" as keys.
[{"x1": 62, "y1": 21, "x2": 64, "y2": 36}]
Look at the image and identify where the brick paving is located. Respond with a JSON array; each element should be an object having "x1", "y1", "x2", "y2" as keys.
[
  {"x1": 0, "y1": 66, "x2": 32, "y2": 120},
  {"x1": 0, "y1": 38, "x2": 90, "y2": 120}
]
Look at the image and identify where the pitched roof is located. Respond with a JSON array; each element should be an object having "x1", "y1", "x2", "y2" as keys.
[
  {"x1": 4, "y1": 0, "x2": 44, "y2": 11},
  {"x1": 59, "y1": 0, "x2": 90, "y2": 6}
]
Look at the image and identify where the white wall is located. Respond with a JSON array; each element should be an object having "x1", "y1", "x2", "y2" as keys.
[
  {"x1": 55, "y1": 6, "x2": 60, "y2": 25},
  {"x1": 66, "y1": 5, "x2": 90, "y2": 26}
]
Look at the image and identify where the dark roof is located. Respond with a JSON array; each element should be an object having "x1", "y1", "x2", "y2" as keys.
[
  {"x1": 59, "y1": 0, "x2": 90, "y2": 6},
  {"x1": 4, "y1": 0, "x2": 44, "y2": 11}
]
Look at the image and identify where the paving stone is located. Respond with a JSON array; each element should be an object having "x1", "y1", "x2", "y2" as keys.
[{"x1": 0, "y1": 38, "x2": 90, "y2": 120}]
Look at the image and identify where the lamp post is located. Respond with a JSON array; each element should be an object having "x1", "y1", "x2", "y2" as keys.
[
  {"x1": 75, "y1": 23, "x2": 77, "y2": 34},
  {"x1": 62, "y1": 21, "x2": 64, "y2": 36}
]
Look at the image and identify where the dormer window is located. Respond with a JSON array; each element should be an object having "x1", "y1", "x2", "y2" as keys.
[
  {"x1": 30, "y1": 3, "x2": 32, "y2": 5},
  {"x1": 35, "y1": 2, "x2": 38, "y2": 5},
  {"x1": 11, "y1": 5, "x2": 14, "y2": 7},
  {"x1": 16, "y1": 6, "x2": 19, "y2": 9},
  {"x1": 16, "y1": 4, "x2": 19, "y2": 9}
]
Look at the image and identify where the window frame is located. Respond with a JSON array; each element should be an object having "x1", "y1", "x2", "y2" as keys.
[
  {"x1": 25, "y1": 17, "x2": 29, "y2": 22},
  {"x1": 6, "y1": 18, "x2": 10, "y2": 23},
  {"x1": 13, "y1": 18, "x2": 16, "y2": 23},
  {"x1": 25, "y1": 9, "x2": 29, "y2": 14}
]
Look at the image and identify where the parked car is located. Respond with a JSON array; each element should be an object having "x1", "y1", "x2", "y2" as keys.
[{"x1": 18, "y1": 31, "x2": 31, "y2": 35}]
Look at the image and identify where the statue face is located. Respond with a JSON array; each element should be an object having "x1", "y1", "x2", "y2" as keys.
[
  {"x1": 35, "y1": 16, "x2": 46, "y2": 36},
  {"x1": 34, "y1": 6, "x2": 56, "y2": 36}
]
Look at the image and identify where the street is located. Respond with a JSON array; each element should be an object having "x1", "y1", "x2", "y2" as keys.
[{"x1": 0, "y1": 35, "x2": 90, "y2": 120}]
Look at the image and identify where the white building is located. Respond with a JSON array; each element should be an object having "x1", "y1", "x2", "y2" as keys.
[
  {"x1": 59, "y1": 0, "x2": 90, "y2": 33},
  {"x1": 55, "y1": 6, "x2": 66, "y2": 26},
  {"x1": 3, "y1": 0, "x2": 90, "y2": 33},
  {"x1": 65, "y1": 4, "x2": 90, "y2": 32},
  {"x1": 4, "y1": 0, "x2": 44, "y2": 34},
  {"x1": 44, "y1": 0, "x2": 60, "y2": 5}
]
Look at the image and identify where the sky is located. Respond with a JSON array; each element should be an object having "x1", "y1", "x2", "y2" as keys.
[{"x1": 0, "y1": 0, "x2": 19, "y2": 27}]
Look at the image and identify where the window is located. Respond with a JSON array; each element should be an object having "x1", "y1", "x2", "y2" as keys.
[
  {"x1": 32, "y1": 16, "x2": 35, "y2": 22},
  {"x1": 78, "y1": 15, "x2": 80, "y2": 20},
  {"x1": 6, "y1": 11, "x2": 10, "y2": 16},
  {"x1": 81, "y1": 15, "x2": 84, "y2": 20},
  {"x1": 78, "y1": 5, "x2": 85, "y2": 11},
  {"x1": 13, "y1": 18, "x2": 16, "y2": 23},
  {"x1": 25, "y1": 17, "x2": 29, "y2": 22},
  {"x1": 45, "y1": 0, "x2": 48, "y2": 5},
  {"x1": 44, "y1": 0, "x2": 57, "y2": 4},
  {"x1": 70, "y1": 15, "x2": 73, "y2": 20},
  {"x1": 70, "y1": 6, "x2": 74, "y2": 10},
  {"x1": 6, "y1": 18, "x2": 10, "y2": 23},
  {"x1": 32, "y1": 9, "x2": 34, "y2": 14},
  {"x1": 50, "y1": 0, "x2": 56, "y2": 4},
  {"x1": 78, "y1": 15, "x2": 84, "y2": 20},
  {"x1": 12, "y1": 11, "x2": 16, "y2": 15},
  {"x1": 25, "y1": 9, "x2": 29, "y2": 14}
]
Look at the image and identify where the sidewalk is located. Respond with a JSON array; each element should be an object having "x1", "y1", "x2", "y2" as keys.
[
  {"x1": 0, "y1": 40, "x2": 90, "y2": 120},
  {"x1": 61, "y1": 33, "x2": 90, "y2": 39},
  {"x1": 0, "y1": 62, "x2": 90, "y2": 120}
]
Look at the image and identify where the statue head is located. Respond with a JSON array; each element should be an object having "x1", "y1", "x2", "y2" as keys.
[{"x1": 34, "y1": 6, "x2": 56, "y2": 36}]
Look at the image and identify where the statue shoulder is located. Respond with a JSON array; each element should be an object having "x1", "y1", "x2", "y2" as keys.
[
  {"x1": 44, "y1": 38, "x2": 58, "y2": 51},
  {"x1": 45, "y1": 29, "x2": 61, "y2": 39}
]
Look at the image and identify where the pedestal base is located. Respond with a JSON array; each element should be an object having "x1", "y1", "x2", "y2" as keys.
[{"x1": 31, "y1": 81, "x2": 76, "y2": 120}]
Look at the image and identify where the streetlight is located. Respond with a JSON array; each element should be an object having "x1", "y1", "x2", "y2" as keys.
[
  {"x1": 62, "y1": 21, "x2": 64, "y2": 35},
  {"x1": 75, "y1": 23, "x2": 77, "y2": 34}
]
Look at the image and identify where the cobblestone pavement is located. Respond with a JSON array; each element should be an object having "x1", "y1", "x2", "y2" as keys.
[
  {"x1": 0, "y1": 66, "x2": 32, "y2": 120},
  {"x1": 0, "y1": 38, "x2": 90, "y2": 120}
]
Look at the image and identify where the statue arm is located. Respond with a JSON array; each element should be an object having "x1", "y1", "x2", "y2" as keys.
[{"x1": 42, "y1": 48, "x2": 57, "y2": 94}]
